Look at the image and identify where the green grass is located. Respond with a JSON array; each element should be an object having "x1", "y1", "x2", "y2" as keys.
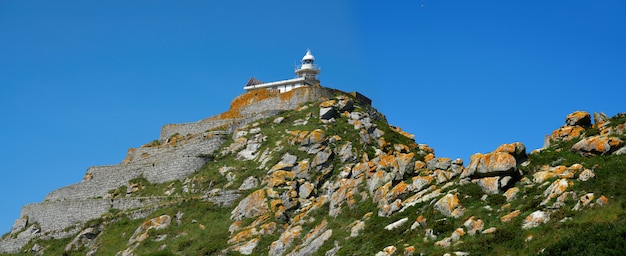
[
  {"x1": 607, "y1": 113, "x2": 626, "y2": 129},
  {"x1": 132, "y1": 200, "x2": 233, "y2": 255},
  {"x1": 541, "y1": 213, "x2": 626, "y2": 255}
]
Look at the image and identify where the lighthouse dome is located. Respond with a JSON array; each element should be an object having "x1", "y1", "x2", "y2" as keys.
[{"x1": 302, "y1": 49, "x2": 315, "y2": 62}]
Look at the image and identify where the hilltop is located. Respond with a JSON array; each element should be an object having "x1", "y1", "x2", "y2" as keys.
[{"x1": 1, "y1": 86, "x2": 626, "y2": 255}]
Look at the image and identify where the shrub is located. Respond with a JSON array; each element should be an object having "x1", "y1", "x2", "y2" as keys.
[
  {"x1": 486, "y1": 194, "x2": 507, "y2": 207},
  {"x1": 431, "y1": 218, "x2": 455, "y2": 236},
  {"x1": 458, "y1": 183, "x2": 484, "y2": 200}
]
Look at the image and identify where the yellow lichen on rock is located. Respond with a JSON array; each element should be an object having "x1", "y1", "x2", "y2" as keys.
[
  {"x1": 434, "y1": 193, "x2": 464, "y2": 218},
  {"x1": 500, "y1": 210, "x2": 521, "y2": 223}
]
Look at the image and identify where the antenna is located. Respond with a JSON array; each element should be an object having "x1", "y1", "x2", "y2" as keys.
[{"x1": 294, "y1": 60, "x2": 298, "y2": 77}]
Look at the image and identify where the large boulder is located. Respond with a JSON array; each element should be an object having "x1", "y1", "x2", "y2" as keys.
[
  {"x1": 522, "y1": 210, "x2": 550, "y2": 229},
  {"x1": 337, "y1": 142, "x2": 356, "y2": 163},
  {"x1": 550, "y1": 126, "x2": 585, "y2": 142},
  {"x1": 594, "y1": 112, "x2": 610, "y2": 128},
  {"x1": 461, "y1": 143, "x2": 524, "y2": 194},
  {"x1": 128, "y1": 215, "x2": 171, "y2": 245},
  {"x1": 472, "y1": 177, "x2": 501, "y2": 195},
  {"x1": 495, "y1": 142, "x2": 527, "y2": 162},
  {"x1": 65, "y1": 226, "x2": 102, "y2": 251},
  {"x1": 312, "y1": 147, "x2": 334, "y2": 168},
  {"x1": 377, "y1": 152, "x2": 415, "y2": 181},
  {"x1": 329, "y1": 178, "x2": 362, "y2": 217},
  {"x1": 394, "y1": 152, "x2": 416, "y2": 180},
  {"x1": 409, "y1": 176, "x2": 434, "y2": 193},
  {"x1": 426, "y1": 158, "x2": 452, "y2": 171},
  {"x1": 237, "y1": 135, "x2": 264, "y2": 160},
  {"x1": 546, "y1": 111, "x2": 593, "y2": 147},
  {"x1": 571, "y1": 135, "x2": 624, "y2": 156},
  {"x1": 461, "y1": 152, "x2": 517, "y2": 179},
  {"x1": 302, "y1": 129, "x2": 326, "y2": 145},
  {"x1": 367, "y1": 170, "x2": 390, "y2": 195},
  {"x1": 434, "y1": 193, "x2": 465, "y2": 218},
  {"x1": 565, "y1": 111, "x2": 591, "y2": 127},
  {"x1": 232, "y1": 238, "x2": 260, "y2": 255},
  {"x1": 319, "y1": 107, "x2": 337, "y2": 120},
  {"x1": 239, "y1": 176, "x2": 259, "y2": 190},
  {"x1": 287, "y1": 220, "x2": 332, "y2": 256},
  {"x1": 319, "y1": 99, "x2": 338, "y2": 120},
  {"x1": 268, "y1": 153, "x2": 298, "y2": 174},
  {"x1": 450, "y1": 158, "x2": 464, "y2": 175},
  {"x1": 231, "y1": 190, "x2": 269, "y2": 221},
  {"x1": 336, "y1": 96, "x2": 354, "y2": 112},
  {"x1": 541, "y1": 178, "x2": 570, "y2": 206},
  {"x1": 269, "y1": 225, "x2": 302, "y2": 256},
  {"x1": 298, "y1": 182, "x2": 315, "y2": 199},
  {"x1": 463, "y1": 217, "x2": 485, "y2": 235}
]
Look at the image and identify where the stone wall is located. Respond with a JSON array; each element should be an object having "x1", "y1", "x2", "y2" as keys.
[
  {"x1": 237, "y1": 86, "x2": 335, "y2": 116},
  {"x1": 0, "y1": 197, "x2": 164, "y2": 254},
  {"x1": 45, "y1": 134, "x2": 226, "y2": 201},
  {"x1": 159, "y1": 86, "x2": 337, "y2": 140},
  {"x1": 160, "y1": 118, "x2": 237, "y2": 142},
  {"x1": 0, "y1": 236, "x2": 27, "y2": 254},
  {"x1": 23, "y1": 197, "x2": 162, "y2": 232},
  {"x1": 23, "y1": 199, "x2": 111, "y2": 232}
]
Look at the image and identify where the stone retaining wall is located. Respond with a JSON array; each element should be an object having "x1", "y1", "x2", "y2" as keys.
[
  {"x1": 0, "y1": 197, "x2": 164, "y2": 254},
  {"x1": 45, "y1": 134, "x2": 226, "y2": 201},
  {"x1": 160, "y1": 86, "x2": 336, "y2": 140}
]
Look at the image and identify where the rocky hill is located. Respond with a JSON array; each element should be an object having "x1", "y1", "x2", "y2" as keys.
[{"x1": 1, "y1": 86, "x2": 625, "y2": 255}]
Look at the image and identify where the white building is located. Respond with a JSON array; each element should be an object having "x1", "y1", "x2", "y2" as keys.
[{"x1": 244, "y1": 49, "x2": 321, "y2": 93}]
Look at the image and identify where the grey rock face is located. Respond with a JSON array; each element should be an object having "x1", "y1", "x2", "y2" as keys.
[
  {"x1": 239, "y1": 176, "x2": 259, "y2": 190},
  {"x1": 337, "y1": 142, "x2": 356, "y2": 163},
  {"x1": 336, "y1": 97, "x2": 354, "y2": 112},
  {"x1": 427, "y1": 158, "x2": 452, "y2": 170},
  {"x1": 65, "y1": 226, "x2": 102, "y2": 252},
  {"x1": 320, "y1": 107, "x2": 337, "y2": 120},
  {"x1": 571, "y1": 135, "x2": 624, "y2": 156},
  {"x1": 230, "y1": 190, "x2": 268, "y2": 221},
  {"x1": 462, "y1": 152, "x2": 517, "y2": 179},
  {"x1": 565, "y1": 111, "x2": 591, "y2": 127},
  {"x1": 281, "y1": 153, "x2": 298, "y2": 166},
  {"x1": 312, "y1": 147, "x2": 334, "y2": 170}
]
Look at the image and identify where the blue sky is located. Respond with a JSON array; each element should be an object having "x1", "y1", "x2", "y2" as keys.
[{"x1": 1, "y1": 1, "x2": 624, "y2": 233}]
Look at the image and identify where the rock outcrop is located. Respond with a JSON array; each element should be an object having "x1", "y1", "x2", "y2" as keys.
[
  {"x1": 571, "y1": 135, "x2": 624, "y2": 156},
  {"x1": 460, "y1": 142, "x2": 526, "y2": 194}
]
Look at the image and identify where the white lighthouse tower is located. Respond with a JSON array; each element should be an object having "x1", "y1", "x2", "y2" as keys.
[
  {"x1": 243, "y1": 49, "x2": 321, "y2": 93},
  {"x1": 295, "y1": 49, "x2": 320, "y2": 82}
]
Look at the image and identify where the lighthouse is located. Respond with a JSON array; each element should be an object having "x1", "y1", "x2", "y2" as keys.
[
  {"x1": 295, "y1": 49, "x2": 320, "y2": 82},
  {"x1": 244, "y1": 49, "x2": 321, "y2": 93}
]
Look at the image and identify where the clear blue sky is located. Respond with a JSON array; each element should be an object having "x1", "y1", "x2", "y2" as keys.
[{"x1": 1, "y1": 1, "x2": 624, "y2": 233}]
